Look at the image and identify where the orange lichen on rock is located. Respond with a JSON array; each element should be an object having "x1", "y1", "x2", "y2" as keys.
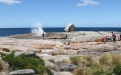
[
  {"x1": 69, "y1": 42, "x2": 74, "y2": 46},
  {"x1": 0, "y1": 47, "x2": 2, "y2": 50},
  {"x1": 102, "y1": 49, "x2": 108, "y2": 52},
  {"x1": 63, "y1": 46, "x2": 72, "y2": 50},
  {"x1": 86, "y1": 40, "x2": 91, "y2": 43},
  {"x1": 37, "y1": 44, "x2": 55, "y2": 49},
  {"x1": 60, "y1": 44, "x2": 64, "y2": 47},
  {"x1": 51, "y1": 51, "x2": 59, "y2": 56},
  {"x1": 72, "y1": 47, "x2": 80, "y2": 50},
  {"x1": 94, "y1": 37, "x2": 107, "y2": 42},
  {"x1": 60, "y1": 50, "x2": 67, "y2": 55}
]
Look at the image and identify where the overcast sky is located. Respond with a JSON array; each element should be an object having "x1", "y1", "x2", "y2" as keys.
[{"x1": 0, "y1": 0, "x2": 121, "y2": 28}]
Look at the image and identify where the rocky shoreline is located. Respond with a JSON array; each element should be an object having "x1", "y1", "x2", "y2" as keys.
[{"x1": 0, "y1": 31, "x2": 121, "y2": 75}]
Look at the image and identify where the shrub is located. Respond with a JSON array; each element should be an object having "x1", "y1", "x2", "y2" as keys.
[
  {"x1": 84, "y1": 65, "x2": 112, "y2": 75},
  {"x1": 99, "y1": 54, "x2": 111, "y2": 66},
  {"x1": 112, "y1": 64, "x2": 121, "y2": 75},
  {"x1": 99, "y1": 53, "x2": 121, "y2": 66},
  {"x1": 81, "y1": 55, "x2": 95, "y2": 67},
  {"x1": 70, "y1": 56, "x2": 81, "y2": 66},
  {"x1": 0, "y1": 58, "x2": 9, "y2": 75},
  {"x1": 73, "y1": 66, "x2": 84, "y2": 75},
  {"x1": 84, "y1": 65, "x2": 98, "y2": 75},
  {"x1": 93, "y1": 69, "x2": 105, "y2": 75},
  {"x1": 98, "y1": 53, "x2": 121, "y2": 73},
  {"x1": 2, "y1": 52, "x2": 53, "y2": 75},
  {"x1": 71, "y1": 54, "x2": 121, "y2": 75},
  {"x1": 0, "y1": 52, "x2": 6, "y2": 58},
  {"x1": 70, "y1": 55, "x2": 96, "y2": 68},
  {"x1": 111, "y1": 53, "x2": 121, "y2": 66},
  {"x1": 0, "y1": 59, "x2": 2, "y2": 70},
  {"x1": 61, "y1": 58, "x2": 70, "y2": 64}
]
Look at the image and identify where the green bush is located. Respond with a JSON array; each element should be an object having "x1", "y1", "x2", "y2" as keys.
[
  {"x1": 112, "y1": 64, "x2": 121, "y2": 75},
  {"x1": 2, "y1": 52, "x2": 53, "y2": 75},
  {"x1": 93, "y1": 69, "x2": 105, "y2": 75},
  {"x1": 0, "y1": 52, "x2": 6, "y2": 58}
]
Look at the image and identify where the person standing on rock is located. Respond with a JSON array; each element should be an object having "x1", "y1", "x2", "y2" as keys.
[
  {"x1": 112, "y1": 32, "x2": 116, "y2": 41},
  {"x1": 42, "y1": 33, "x2": 44, "y2": 39},
  {"x1": 120, "y1": 33, "x2": 121, "y2": 41},
  {"x1": 112, "y1": 32, "x2": 114, "y2": 41}
]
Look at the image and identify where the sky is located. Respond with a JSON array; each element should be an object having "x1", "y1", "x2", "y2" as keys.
[{"x1": 0, "y1": 0, "x2": 121, "y2": 28}]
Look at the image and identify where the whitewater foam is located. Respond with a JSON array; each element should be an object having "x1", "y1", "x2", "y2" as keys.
[{"x1": 31, "y1": 23, "x2": 45, "y2": 36}]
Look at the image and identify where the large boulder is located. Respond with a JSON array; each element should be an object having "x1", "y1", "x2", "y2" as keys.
[
  {"x1": 14, "y1": 52, "x2": 39, "y2": 58},
  {"x1": 59, "y1": 63, "x2": 77, "y2": 71},
  {"x1": 9, "y1": 69, "x2": 35, "y2": 75},
  {"x1": 45, "y1": 61, "x2": 60, "y2": 71},
  {"x1": 64, "y1": 23, "x2": 76, "y2": 32},
  {"x1": 54, "y1": 72, "x2": 73, "y2": 75}
]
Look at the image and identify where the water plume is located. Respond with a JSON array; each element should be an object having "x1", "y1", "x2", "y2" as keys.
[{"x1": 31, "y1": 22, "x2": 45, "y2": 36}]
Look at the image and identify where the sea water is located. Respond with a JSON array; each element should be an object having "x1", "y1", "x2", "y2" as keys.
[{"x1": 0, "y1": 27, "x2": 121, "y2": 37}]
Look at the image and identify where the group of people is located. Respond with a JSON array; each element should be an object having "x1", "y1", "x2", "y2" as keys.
[
  {"x1": 42, "y1": 32, "x2": 121, "y2": 41},
  {"x1": 107, "y1": 32, "x2": 121, "y2": 42}
]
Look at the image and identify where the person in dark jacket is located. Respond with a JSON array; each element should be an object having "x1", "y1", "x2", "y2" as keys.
[
  {"x1": 42, "y1": 33, "x2": 44, "y2": 39},
  {"x1": 120, "y1": 33, "x2": 121, "y2": 41}
]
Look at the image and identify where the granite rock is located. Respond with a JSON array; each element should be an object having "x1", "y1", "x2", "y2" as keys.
[{"x1": 9, "y1": 69, "x2": 35, "y2": 75}]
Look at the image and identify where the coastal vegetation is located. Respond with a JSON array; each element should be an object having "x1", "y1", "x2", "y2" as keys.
[
  {"x1": 1, "y1": 51, "x2": 121, "y2": 75},
  {"x1": 0, "y1": 51, "x2": 53, "y2": 75},
  {"x1": 0, "y1": 53, "x2": 9, "y2": 75},
  {"x1": 71, "y1": 53, "x2": 121, "y2": 75}
]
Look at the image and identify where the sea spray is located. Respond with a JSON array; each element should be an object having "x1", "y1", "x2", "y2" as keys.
[{"x1": 31, "y1": 22, "x2": 45, "y2": 36}]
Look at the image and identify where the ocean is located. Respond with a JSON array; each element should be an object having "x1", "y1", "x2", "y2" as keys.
[{"x1": 0, "y1": 27, "x2": 121, "y2": 37}]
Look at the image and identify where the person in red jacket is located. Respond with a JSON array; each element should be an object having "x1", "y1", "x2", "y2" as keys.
[{"x1": 112, "y1": 32, "x2": 116, "y2": 41}]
